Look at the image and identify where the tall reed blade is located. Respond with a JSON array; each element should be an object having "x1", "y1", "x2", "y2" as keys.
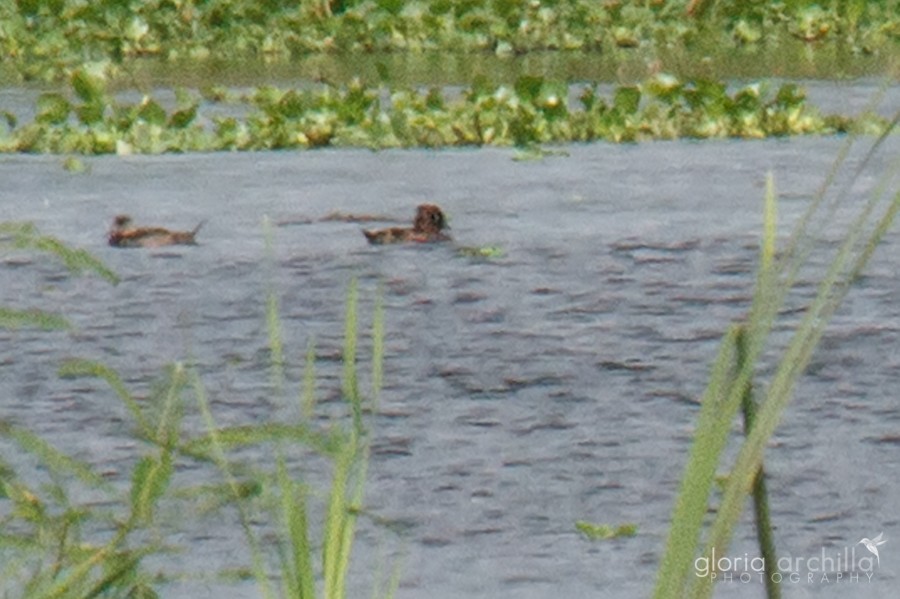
[
  {"x1": 654, "y1": 174, "x2": 783, "y2": 599},
  {"x1": 263, "y1": 216, "x2": 286, "y2": 396},
  {"x1": 652, "y1": 325, "x2": 745, "y2": 599},
  {"x1": 371, "y1": 284, "x2": 385, "y2": 408},
  {"x1": 690, "y1": 135, "x2": 900, "y2": 599},
  {"x1": 343, "y1": 278, "x2": 362, "y2": 434}
]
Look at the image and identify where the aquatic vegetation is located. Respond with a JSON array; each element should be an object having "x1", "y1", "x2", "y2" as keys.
[
  {"x1": 457, "y1": 245, "x2": 504, "y2": 259},
  {"x1": 4, "y1": 63, "x2": 209, "y2": 154},
  {"x1": 575, "y1": 521, "x2": 638, "y2": 541},
  {"x1": 1, "y1": 74, "x2": 884, "y2": 155},
  {"x1": 1, "y1": 0, "x2": 897, "y2": 83},
  {"x1": 654, "y1": 116, "x2": 900, "y2": 598}
]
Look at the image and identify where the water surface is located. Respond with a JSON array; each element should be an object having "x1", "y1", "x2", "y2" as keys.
[{"x1": 1, "y1": 131, "x2": 899, "y2": 597}]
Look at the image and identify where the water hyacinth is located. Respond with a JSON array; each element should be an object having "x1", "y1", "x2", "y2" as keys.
[
  {"x1": 1, "y1": 0, "x2": 898, "y2": 82},
  {"x1": 0, "y1": 75, "x2": 882, "y2": 154}
]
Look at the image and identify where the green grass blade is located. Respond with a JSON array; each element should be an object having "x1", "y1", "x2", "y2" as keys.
[
  {"x1": 191, "y1": 369, "x2": 276, "y2": 599},
  {"x1": 153, "y1": 363, "x2": 186, "y2": 449},
  {"x1": 0, "y1": 422, "x2": 108, "y2": 491},
  {"x1": 371, "y1": 284, "x2": 385, "y2": 409},
  {"x1": 654, "y1": 176, "x2": 783, "y2": 598},
  {"x1": 302, "y1": 337, "x2": 317, "y2": 421},
  {"x1": 0, "y1": 307, "x2": 70, "y2": 331},
  {"x1": 81, "y1": 550, "x2": 146, "y2": 599},
  {"x1": 692, "y1": 145, "x2": 900, "y2": 599},
  {"x1": 343, "y1": 278, "x2": 362, "y2": 435},
  {"x1": 183, "y1": 422, "x2": 343, "y2": 457},
  {"x1": 0, "y1": 222, "x2": 119, "y2": 284},
  {"x1": 323, "y1": 439, "x2": 359, "y2": 599},
  {"x1": 129, "y1": 453, "x2": 173, "y2": 526},
  {"x1": 277, "y1": 458, "x2": 315, "y2": 599},
  {"x1": 58, "y1": 358, "x2": 152, "y2": 437},
  {"x1": 652, "y1": 325, "x2": 744, "y2": 598},
  {"x1": 35, "y1": 527, "x2": 129, "y2": 599},
  {"x1": 736, "y1": 327, "x2": 781, "y2": 599},
  {"x1": 263, "y1": 216, "x2": 285, "y2": 396}
]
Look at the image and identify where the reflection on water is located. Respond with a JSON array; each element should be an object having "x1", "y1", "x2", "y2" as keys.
[
  {"x1": 88, "y1": 46, "x2": 900, "y2": 89},
  {"x1": 1, "y1": 131, "x2": 899, "y2": 597}
]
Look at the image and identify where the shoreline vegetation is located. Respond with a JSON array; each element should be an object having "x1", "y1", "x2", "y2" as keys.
[
  {"x1": 1, "y1": 0, "x2": 898, "y2": 154},
  {"x1": 2, "y1": 0, "x2": 898, "y2": 83}
]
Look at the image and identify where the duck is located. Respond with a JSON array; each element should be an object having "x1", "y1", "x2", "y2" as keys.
[
  {"x1": 362, "y1": 204, "x2": 451, "y2": 245},
  {"x1": 108, "y1": 214, "x2": 204, "y2": 248}
]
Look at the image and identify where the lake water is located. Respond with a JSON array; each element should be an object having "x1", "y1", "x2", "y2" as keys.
[{"x1": 1, "y1": 94, "x2": 899, "y2": 597}]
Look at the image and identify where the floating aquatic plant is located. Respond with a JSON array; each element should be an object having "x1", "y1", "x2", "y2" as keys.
[
  {"x1": 575, "y1": 521, "x2": 638, "y2": 541},
  {"x1": 457, "y1": 245, "x2": 505, "y2": 259},
  {"x1": 1, "y1": 0, "x2": 897, "y2": 82},
  {"x1": 1, "y1": 74, "x2": 884, "y2": 155}
]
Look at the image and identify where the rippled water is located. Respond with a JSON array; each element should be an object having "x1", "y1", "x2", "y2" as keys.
[{"x1": 2, "y1": 130, "x2": 899, "y2": 597}]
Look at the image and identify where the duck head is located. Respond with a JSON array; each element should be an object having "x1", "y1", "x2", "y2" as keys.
[
  {"x1": 413, "y1": 203, "x2": 449, "y2": 234},
  {"x1": 111, "y1": 214, "x2": 133, "y2": 231}
]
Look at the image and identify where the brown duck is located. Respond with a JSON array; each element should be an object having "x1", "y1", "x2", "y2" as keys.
[
  {"x1": 362, "y1": 204, "x2": 451, "y2": 245},
  {"x1": 108, "y1": 215, "x2": 204, "y2": 248}
]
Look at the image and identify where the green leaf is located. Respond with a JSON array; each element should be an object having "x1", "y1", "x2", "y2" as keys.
[
  {"x1": 3, "y1": 223, "x2": 119, "y2": 284},
  {"x1": 71, "y1": 67, "x2": 107, "y2": 105},
  {"x1": 76, "y1": 101, "x2": 106, "y2": 126},
  {"x1": 138, "y1": 100, "x2": 167, "y2": 126},
  {"x1": 130, "y1": 454, "x2": 173, "y2": 524},
  {"x1": 0, "y1": 307, "x2": 70, "y2": 330},
  {"x1": 35, "y1": 93, "x2": 71, "y2": 125},
  {"x1": 0, "y1": 421, "x2": 108, "y2": 490},
  {"x1": 58, "y1": 358, "x2": 150, "y2": 435},
  {"x1": 514, "y1": 74, "x2": 544, "y2": 103},
  {"x1": 613, "y1": 86, "x2": 641, "y2": 114},
  {"x1": 576, "y1": 521, "x2": 638, "y2": 540},
  {"x1": 168, "y1": 104, "x2": 198, "y2": 129}
]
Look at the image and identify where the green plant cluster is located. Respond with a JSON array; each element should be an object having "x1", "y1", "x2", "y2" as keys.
[
  {"x1": 2, "y1": 0, "x2": 898, "y2": 82},
  {"x1": 0, "y1": 67, "x2": 884, "y2": 154}
]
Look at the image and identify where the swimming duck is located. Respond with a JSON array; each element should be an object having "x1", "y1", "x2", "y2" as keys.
[
  {"x1": 108, "y1": 214, "x2": 204, "y2": 248},
  {"x1": 362, "y1": 204, "x2": 451, "y2": 245}
]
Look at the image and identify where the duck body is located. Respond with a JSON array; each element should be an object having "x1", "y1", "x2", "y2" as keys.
[
  {"x1": 362, "y1": 204, "x2": 451, "y2": 245},
  {"x1": 108, "y1": 215, "x2": 204, "y2": 248}
]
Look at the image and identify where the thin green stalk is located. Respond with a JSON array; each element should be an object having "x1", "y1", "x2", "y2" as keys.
[
  {"x1": 651, "y1": 325, "x2": 745, "y2": 597},
  {"x1": 778, "y1": 109, "x2": 900, "y2": 289},
  {"x1": 302, "y1": 337, "x2": 317, "y2": 421},
  {"x1": 191, "y1": 369, "x2": 276, "y2": 599},
  {"x1": 57, "y1": 358, "x2": 152, "y2": 438},
  {"x1": 692, "y1": 157, "x2": 900, "y2": 599},
  {"x1": 371, "y1": 284, "x2": 385, "y2": 409},
  {"x1": 654, "y1": 174, "x2": 782, "y2": 599},
  {"x1": 323, "y1": 439, "x2": 357, "y2": 599},
  {"x1": 736, "y1": 326, "x2": 780, "y2": 599},
  {"x1": 263, "y1": 216, "x2": 286, "y2": 396},
  {"x1": 0, "y1": 423, "x2": 108, "y2": 491},
  {"x1": 277, "y1": 457, "x2": 315, "y2": 599},
  {"x1": 36, "y1": 526, "x2": 129, "y2": 599},
  {"x1": 343, "y1": 279, "x2": 362, "y2": 434}
]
